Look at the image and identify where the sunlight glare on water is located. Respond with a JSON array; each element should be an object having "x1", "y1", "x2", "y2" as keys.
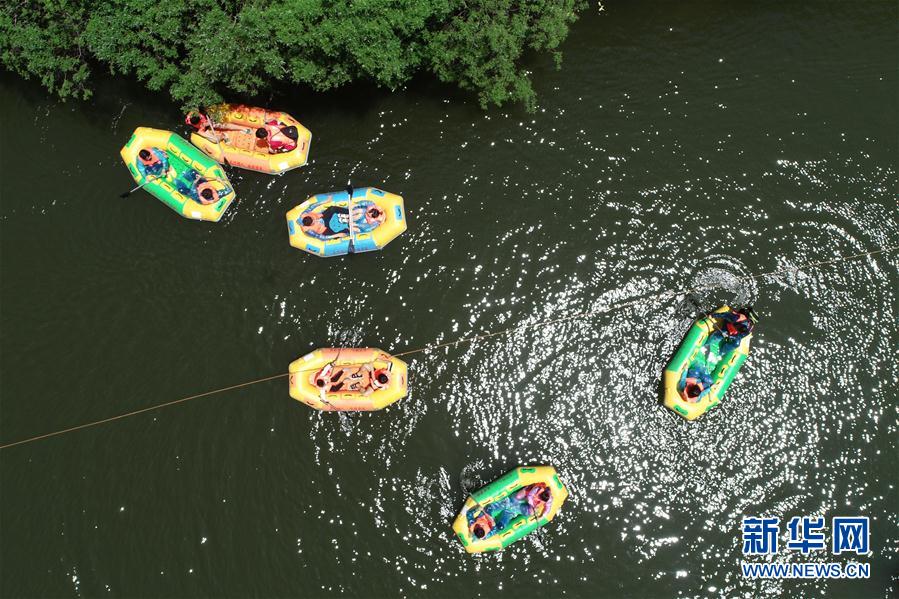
[{"x1": 0, "y1": 1, "x2": 896, "y2": 598}]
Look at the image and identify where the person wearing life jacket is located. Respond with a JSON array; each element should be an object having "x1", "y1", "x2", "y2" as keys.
[
  {"x1": 311, "y1": 364, "x2": 333, "y2": 389},
  {"x1": 515, "y1": 483, "x2": 553, "y2": 517},
  {"x1": 172, "y1": 169, "x2": 230, "y2": 205},
  {"x1": 311, "y1": 363, "x2": 355, "y2": 400},
  {"x1": 186, "y1": 110, "x2": 246, "y2": 144},
  {"x1": 470, "y1": 510, "x2": 495, "y2": 540},
  {"x1": 679, "y1": 365, "x2": 713, "y2": 404},
  {"x1": 370, "y1": 368, "x2": 391, "y2": 391},
  {"x1": 713, "y1": 307, "x2": 757, "y2": 352},
  {"x1": 300, "y1": 213, "x2": 342, "y2": 239},
  {"x1": 195, "y1": 178, "x2": 219, "y2": 205},
  {"x1": 680, "y1": 378, "x2": 705, "y2": 403},
  {"x1": 358, "y1": 204, "x2": 386, "y2": 232},
  {"x1": 136, "y1": 148, "x2": 170, "y2": 178},
  {"x1": 185, "y1": 112, "x2": 220, "y2": 143},
  {"x1": 256, "y1": 120, "x2": 299, "y2": 153},
  {"x1": 310, "y1": 364, "x2": 335, "y2": 401},
  {"x1": 299, "y1": 206, "x2": 351, "y2": 239}
]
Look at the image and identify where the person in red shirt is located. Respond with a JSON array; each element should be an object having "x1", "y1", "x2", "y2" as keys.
[{"x1": 255, "y1": 120, "x2": 299, "y2": 153}]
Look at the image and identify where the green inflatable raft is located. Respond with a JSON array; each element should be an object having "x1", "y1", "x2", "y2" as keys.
[
  {"x1": 120, "y1": 127, "x2": 236, "y2": 222},
  {"x1": 452, "y1": 466, "x2": 568, "y2": 553},
  {"x1": 663, "y1": 305, "x2": 758, "y2": 420}
]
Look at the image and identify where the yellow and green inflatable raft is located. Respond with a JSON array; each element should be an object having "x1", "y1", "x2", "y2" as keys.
[
  {"x1": 662, "y1": 305, "x2": 757, "y2": 420},
  {"x1": 452, "y1": 466, "x2": 568, "y2": 554},
  {"x1": 120, "y1": 127, "x2": 236, "y2": 222}
]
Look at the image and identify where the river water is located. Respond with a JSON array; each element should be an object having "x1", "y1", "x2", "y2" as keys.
[{"x1": 1, "y1": 1, "x2": 897, "y2": 597}]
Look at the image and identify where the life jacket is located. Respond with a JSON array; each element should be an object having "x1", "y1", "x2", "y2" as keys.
[
  {"x1": 523, "y1": 485, "x2": 543, "y2": 514},
  {"x1": 681, "y1": 377, "x2": 704, "y2": 403},
  {"x1": 725, "y1": 312, "x2": 750, "y2": 337},
  {"x1": 196, "y1": 180, "x2": 218, "y2": 204},
  {"x1": 186, "y1": 113, "x2": 210, "y2": 131},
  {"x1": 138, "y1": 150, "x2": 161, "y2": 166},
  {"x1": 312, "y1": 364, "x2": 337, "y2": 397},
  {"x1": 470, "y1": 511, "x2": 495, "y2": 538},
  {"x1": 265, "y1": 120, "x2": 297, "y2": 152},
  {"x1": 370, "y1": 368, "x2": 391, "y2": 391},
  {"x1": 525, "y1": 484, "x2": 546, "y2": 504}
]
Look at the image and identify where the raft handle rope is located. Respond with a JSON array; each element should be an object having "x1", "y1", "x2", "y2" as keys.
[{"x1": 1, "y1": 244, "x2": 895, "y2": 451}]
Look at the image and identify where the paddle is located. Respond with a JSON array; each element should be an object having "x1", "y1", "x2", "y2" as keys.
[
  {"x1": 199, "y1": 106, "x2": 230, "y2": 166},
  {"x1": 120, "y1": 175, "x2": 158, "y2": 198},
  {"x1": 346, "y1": 183, "x2": 356, "y2": 253}
]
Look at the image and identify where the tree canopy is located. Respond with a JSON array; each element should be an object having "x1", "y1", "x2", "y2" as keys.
[{"x1": 2, "y1": 0, "x2": 586, "y2": 110}]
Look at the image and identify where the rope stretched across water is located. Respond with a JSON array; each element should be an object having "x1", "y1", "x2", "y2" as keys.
[{"x1": 1, "y1": 244, "x2": 895, "y2": 450}]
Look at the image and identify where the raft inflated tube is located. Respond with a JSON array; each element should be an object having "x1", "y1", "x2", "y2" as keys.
[
  {"x1": 286, "y1": 187, "x2": 407, "y2": 257},
  {"x1": 662, "y1": 305, "x2": 755, "y2": 420},
  {"x1": 288, "y1": 348, "x2": 408, "y2": 411},
  {"x1": 189, "y1": 104, "x2": 312, "y2": 174},
  {"x1": 452, "y1": 466, "x2": 568, "y2": 554},
  {"x1": 120, "y1": 127, "x2": 236, "y2": 222}
]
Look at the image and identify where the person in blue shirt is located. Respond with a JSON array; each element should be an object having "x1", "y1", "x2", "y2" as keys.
[
  {"x1": 136, "y1": 148, "x2": 170, "y2": 179},
  {"x1": 354, "y1": 203, "x2": 386, "y2": 233},
  {"x1": 679, "y1": 365, "x2": 713, "y2": 403}
]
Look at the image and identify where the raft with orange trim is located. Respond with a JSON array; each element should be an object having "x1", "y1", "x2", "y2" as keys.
[
  {"x1": 189, "y1": 104, "x2": 311, "y2": 174},
  {"x1": 452, "y1": 466, "x2": 568, "y2": 554},
  {"x1": 288, "y1": 348, "x2": 408, "y2": 411},
  {"x1": 120, "y1": 127, "x2": 236, "y2": 222}
]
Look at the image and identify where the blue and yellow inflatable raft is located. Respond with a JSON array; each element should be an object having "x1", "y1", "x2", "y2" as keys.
[{"x1": 286, "y1": 187, "x2": 406, "y2": 257}]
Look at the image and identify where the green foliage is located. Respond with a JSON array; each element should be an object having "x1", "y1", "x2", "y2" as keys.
[{"x1": 1, "y1": 0, "x2": 586, "y2": 110}]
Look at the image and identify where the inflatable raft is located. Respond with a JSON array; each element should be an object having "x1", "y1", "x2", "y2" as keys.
[
  {"x1": 662, "y1": 306, "x2": 758, "y2": 420},
  {"x1": 452, "y1": 466, "x2": 568, "y2": 554},
  {"x1": 120, "y1": 127, "x2": 236, "y2": 222},
  {"x1": 189, "y1": 104, "x2": 311, "y2": 174},
  {"x1": 288, "y1": 348, "x2": 408, "y2": 411},
  {"x1": 286, "y1": 187, "x2": 406, "y2": 257}
]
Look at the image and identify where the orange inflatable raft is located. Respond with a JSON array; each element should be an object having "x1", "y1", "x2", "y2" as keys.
[
  {"x1": 189, "y1": 104, "x2": 312, "y2": 174},
  {"x1": 288, "y1": 348, "x2": 408, "y2": 411}
]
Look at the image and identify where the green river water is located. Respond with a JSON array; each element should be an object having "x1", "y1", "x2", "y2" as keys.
[{"x1": 1, "y1": 1, "x2": 897, "y2": 597}]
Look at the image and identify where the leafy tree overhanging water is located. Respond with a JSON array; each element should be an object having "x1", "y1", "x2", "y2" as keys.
[{"x1": 1, "y1": 0, "x2": 587, "y2": 110}]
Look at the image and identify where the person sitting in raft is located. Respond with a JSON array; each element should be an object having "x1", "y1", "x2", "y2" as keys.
[
  {"x1": 299, "y1": 213, "x2": 341, "y2": 239},
  {"x1": 469, "y1": 509, "x2": 496, "y2": 541},
  {"x1": 136, "y1": 148, "x2": 171, "y2": 179},
  {"x1": 360, "y1": 365, "x2": 391, "y2": 396},
  {"x1": 712, "y1": 307, "x2": 756, "y2": 353},
  {"x1": 679, "y1": 365, "x2": 713, "y2": 404},
  {"x1": 185, "y1": 110, "x2": 247, "y2": 143},
  {"x1": 299, "y1": 205, "x2": 354, "y2": 240},
  {"x1": 174, "y1": 169, "x2": 231, "y2": 205},
  {"x1": 356, "y1": 204, "x2": 386, "y2": 233},
  {"x1": 255, "y1": 120, "x2": 299, "y2": 153},
  {"x1": 516, "y1": 483, "x2": 553, "y2": 517}
]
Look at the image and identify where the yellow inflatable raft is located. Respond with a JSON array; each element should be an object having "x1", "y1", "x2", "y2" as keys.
[
  {"x1": 189, "y1": 104, "x2": 312, "y2": 174},
  {"x1": 286, "y1": 187, "x2": 407, "y2": 257},
  {"x1": 288, "y1": 348, "x2": 408, "y2": 411},
  {"x1": 120, "y1": 127, "x2": 236, "y2": 222}
]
